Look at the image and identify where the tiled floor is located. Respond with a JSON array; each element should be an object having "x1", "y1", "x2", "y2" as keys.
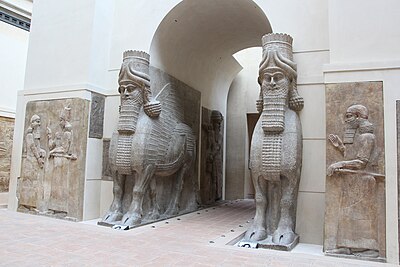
[{"x1": 0, "y1": 200, "x2": 396, "y2": 266}]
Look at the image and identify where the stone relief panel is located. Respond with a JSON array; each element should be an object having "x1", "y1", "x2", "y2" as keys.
[
  {"x1": 0, "y1": 117, "x2": 14, "y2": 192},
  {"x1": 18, "y1": 98, "x2": 89, "y2": 221},
  {"x1": 100, "y1": 51, "x2": 200, "y2": 228},
  {"x1": 397, "y1": 100, "x2": 400, "y2": 260},
  {"x1": 241, "y1": 33, "x2": 304, "y2": 251},
  {"x1": 324, "y1": 82, "x2": 385, "y2": 261},
  {"x1": 200, "y1": 107, "x2": 223, "y2": 205},
  {"x1": 102, "y1": 138, "x2": 112, "y2": 181},
  {"x1": 89, "y1": 92, "x2": 105, "y2": 139}
]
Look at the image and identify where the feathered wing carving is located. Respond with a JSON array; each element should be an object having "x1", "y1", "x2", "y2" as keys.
[{"x1": 145, "y1": 83, "x2": 185, "y2": 166}]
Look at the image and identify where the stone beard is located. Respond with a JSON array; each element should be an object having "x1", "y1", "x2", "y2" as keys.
[
  {"x1": 261, "y1": 84, "x2": 288, "y2": 133},
  {"x1": 117, "y1": 97, "x2": 142, "y2": 134}
]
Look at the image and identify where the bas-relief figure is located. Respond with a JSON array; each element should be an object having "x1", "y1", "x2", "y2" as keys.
[
  {"x1": 46, "y1": 105, "x2": 77, "y2": 213},
  {"x1": 89, "y1": 93, "x2": 105, "y2": 139},
  {"x1": 101, "y1": 51, "x2": 199, "y2": 228},
  {"x1": 324, "y1": 82, "x2": 386, "y2": 261},
  {"x1": 326, "y1": 105, "x2": 383, "y2": 259},
  {"x1": 18, "y1": 115, "x2": 46, "y2": 208},
  {"x1": 18, "y1": 99, "x2": 89, "y2": 221},
  {"x1": 201, "y1": 108, "x2": 223, "y2": 204},
  {"x1": 0, "y1": 117, "x2": 15, "y2": 192},
  {"x1": 243, "y1": 33, "x2": 303, "y2": 250}
]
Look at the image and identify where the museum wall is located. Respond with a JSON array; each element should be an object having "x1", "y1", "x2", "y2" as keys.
[
  {"x1": 7, "y1": 0, "x2": 400, "y2": 263},
  {"x1": 0, "y1": 0, "x2": 32, "y2": 206},
  {"x1": 324, "y1": 2, "x2": 400, "y2": 262}
]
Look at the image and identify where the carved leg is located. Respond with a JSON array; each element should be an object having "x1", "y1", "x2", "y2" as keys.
[
  {"x1": 121, "y1": 165, "x2": 155, "y2": 226},
  {"x1": 244, "y1": 175, "x2": 268, "y2": 241},
  {"x1": 272, "y1": 175, "x2": 299, "y2": 245},
  {"x1": 165, "y1": 163, "x2": 189, "y2": 216},
  {"x1": 102, "y1": 172, "x2": 125, "y2": 223},
  {"x1": 148, "y1": 178, "x2": 160, "y2": 220}
]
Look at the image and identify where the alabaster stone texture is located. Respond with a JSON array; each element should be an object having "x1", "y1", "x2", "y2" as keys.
[
  {"x1": 397, "y1": 100, "x2": 400, "y2": 258},
  {"x1": 200, "y1": 107, "x2": 223, "y2": 205},
  {"x1": 18, "y1": 98, "x2": 89, "y2": 221},
  {"x1": 325, "y1": 81, "x2": 385, "y2": 260},
  {"x1": 101, "y1": 51, "x2": 200, "y2": 228},
  {"x1": 89, "y1": 93, "x2": 105, "y2": 139},
  {"x1": 243, "y1": 33, "x2": 303, "y2": 251},
  {"x1": 0, "y1": 117, "x2": 14, "y2": 192}
]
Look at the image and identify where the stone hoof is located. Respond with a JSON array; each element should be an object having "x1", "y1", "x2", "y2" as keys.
[
  {"x1": 121, "y1": 213, "x2": 142, "y2": 226},
  {"x1": 272, "y1": 230, "x2": 296, "y2": 245},
  {"x1": 102, "y1": 211, "x2": 123, "y2": 223},
  {"x1": 352, "y1": 249, "x2": 379, "y2": 258},
  {"x1": 165, "y1": 206, "x2": 179, "y2": 216},
  {"x1": 244, "y1": 226, "x2": 267, "y2": 241},
  {"x1": 148, "y1": 210, "x2": 160, "y2": 220}
]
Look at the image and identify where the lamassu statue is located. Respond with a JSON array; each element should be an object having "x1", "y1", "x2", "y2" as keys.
[
  {"x1": 243, "y1": 33, "x2": 303, "y2": 250},
  {"x1": 102, "y1": 51, "x2": 197, "y2": 227}
]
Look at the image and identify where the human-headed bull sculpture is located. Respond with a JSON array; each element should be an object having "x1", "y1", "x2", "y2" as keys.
[
  {"x1": 102, "y1": 51, "x2": 197, "y2": 227},
  {"x1": 243, "y1": 33, "x2": 303, "y2": 249}
]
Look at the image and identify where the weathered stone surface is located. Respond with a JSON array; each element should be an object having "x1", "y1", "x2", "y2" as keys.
[
  {"x1": 18, "y1": 98, "x2": 89, "y2": 221},
  {"x1": 243, "y1": 33, "x2": 303, "y2": 250},
  {"x1": 324, "y1": 82, "x2": 385, "y2": 261},
  {"x1": 200, "y1": 107, "x2": 223, "y2": 204},
  {"x1": 89, "y1": 93, "x2": 105, "y2": 139},
  {"x1": 0, "y1": 116, "x2": 14, "y2": 192},
  {"x1": 102, "y1": 138, "x2": 112, "y2": 181},
  {"x1": 398, "y1": 100, "x2": 400, "y2": 260},
  {"x1": 101, "y1": 51, "x2": 200, "y2": 228}
]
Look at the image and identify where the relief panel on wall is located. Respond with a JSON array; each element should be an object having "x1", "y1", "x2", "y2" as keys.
[
  {"x1": 89, "y1": 92, "x2": 105, "y2": 139},
  {"x1": 200, "y1": 107, "x2": 223, "y2": 205},
  {"x1": 17, "y1": 98, "x2": 89, "y2": 221},
  {"x1": 100, "y1": 51, "x2": 201, "y2": 228},
  {"x1": 0, "y1": 117, "x2": 14, "y2": 193},
  {"x1": 324, "y1": 81, "x2": 386, "y2": 262}
]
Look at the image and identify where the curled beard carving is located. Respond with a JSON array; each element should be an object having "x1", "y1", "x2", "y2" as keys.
[
  {"x1": 261, "y1": 85, "x2": 288, "y2": 134},
  {"x1": 117, "y1": 98, "x2": 142, "y2": 134}
]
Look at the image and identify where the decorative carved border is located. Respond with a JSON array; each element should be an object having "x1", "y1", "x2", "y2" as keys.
[{"x1": 0, "y1": 9, "x2": 30, "y2": 31}]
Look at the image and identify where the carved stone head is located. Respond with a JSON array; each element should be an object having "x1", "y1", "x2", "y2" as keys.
[
  {"x1": 30, "y1": 114, "x2": 41, "y2": 129},
  {"x1": 343, "y1": 104, "x2": 373, "y2": 144},
  {"x1": 258, "y1": 33, "x2": 303, "y2": 133},
  {"x1": 118, "y1": 50, "x2": 160, "y2": 119}
]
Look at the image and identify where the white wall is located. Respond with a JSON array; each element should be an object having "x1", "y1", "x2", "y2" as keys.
[
  {"x1": 0, "y1": 20, "x2": 29, "y2": 117},
  {"x1": 324, "y1": 0, "x2": 400, "y2": 263}
]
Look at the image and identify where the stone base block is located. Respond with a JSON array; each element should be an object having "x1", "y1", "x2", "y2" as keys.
[{"x1": 325, "y1": 252, "x2": 386, "y2": 263}]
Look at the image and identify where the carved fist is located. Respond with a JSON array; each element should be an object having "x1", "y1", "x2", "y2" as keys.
[
  {"x1": 327, "y1": 162, "x2": 344, "y2": 176},
  {"x1": 37, "y1": 157, "x2": 45, "y2": 168}
]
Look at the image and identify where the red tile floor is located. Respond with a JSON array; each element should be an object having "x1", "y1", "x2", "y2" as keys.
[{"x1": 0, "y1": 200, "x2": 396, "y2": 266}]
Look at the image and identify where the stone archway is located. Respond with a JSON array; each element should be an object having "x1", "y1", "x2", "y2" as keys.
[{"x1": 149, "y1": 0, "x2": 271, "y2": 200}]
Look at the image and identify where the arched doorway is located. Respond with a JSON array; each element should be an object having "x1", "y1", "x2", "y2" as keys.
[{"x1": 149, "y1": 0, "x2": 271, "y2": 200}]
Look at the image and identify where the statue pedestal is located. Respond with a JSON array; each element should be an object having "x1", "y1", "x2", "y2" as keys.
[
  {"x1": 257, "y1": 235, "x2": 299, "y2": 251},
  {"x1": 325, "y1": 252, "x2": 386, "y2": 263},
  {"x1": 238, "y1": 234, "x2": 299, "y2": 251}
]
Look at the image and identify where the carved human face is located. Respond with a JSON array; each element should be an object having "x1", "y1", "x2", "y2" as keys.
[
  {"x1": 344, "y1": 111, "x2": 359, "y2": 129},
  {"x1": 31, "y1": 117, "x2": 41, "y2": 129},
  {"x1": 262, "y1": 71, "x2": 290, "y2": 92},
  {"x1": 119, "y1": 82, "x2": 142, "y2": 102}
]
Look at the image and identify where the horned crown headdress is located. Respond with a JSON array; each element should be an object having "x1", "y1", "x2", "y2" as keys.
[
  {"x1": 118, "y1": 50, "x2": 161, "y2": 118},
  {"x1": 118, "y1": 50, "x2": 151, "y2": 89},
  {"x1": 258, "y1": 33, "x2": 303, "y2": 112}
]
